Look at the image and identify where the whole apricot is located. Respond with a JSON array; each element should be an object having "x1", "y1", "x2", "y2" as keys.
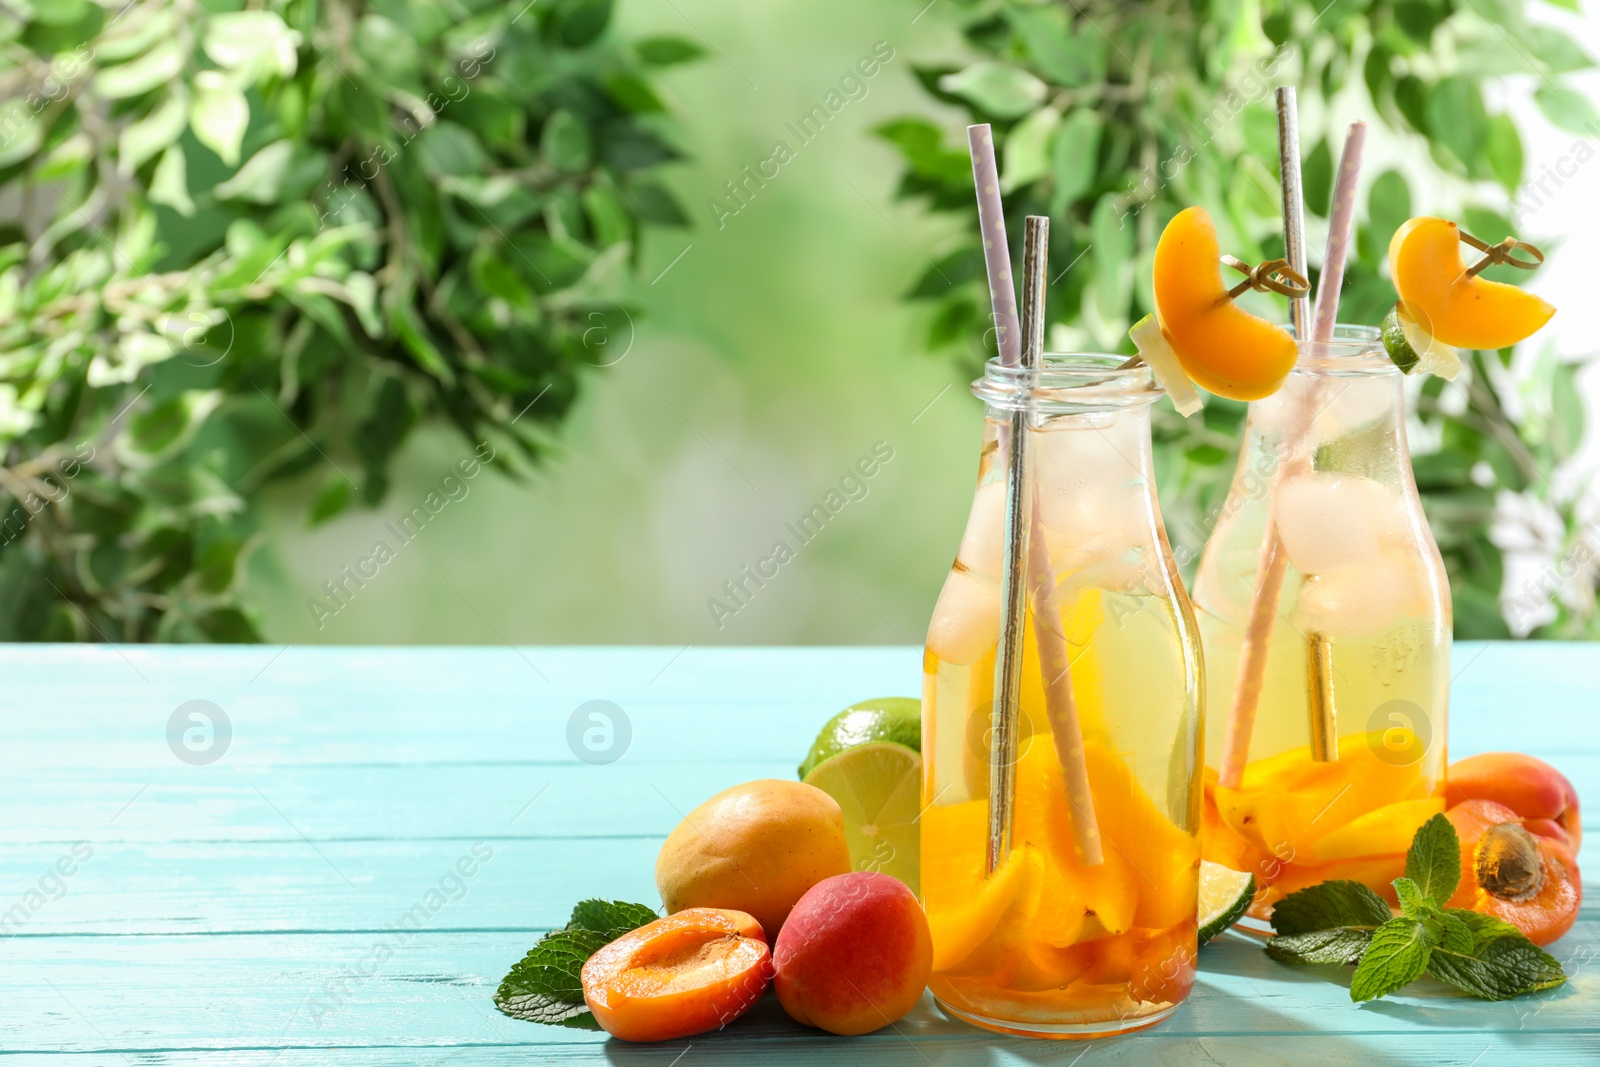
[
  {"x1": 1446, "y1": 752, "x2": 1581, "y2": 852},
  {"x1": 773, "y1": 872, "x2": 933, "y2": 1036},
  {"x1": 656, "y1": 779, "x2": 851, "y2": 937}
]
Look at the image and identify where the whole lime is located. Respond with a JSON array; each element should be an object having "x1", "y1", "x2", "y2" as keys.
[{"x1": 797, "y1": 697, "x2": 920, "y2": 780}]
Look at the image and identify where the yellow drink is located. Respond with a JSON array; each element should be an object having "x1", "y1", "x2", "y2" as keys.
[
  {"x1": 921, "y1": 358, "x2": 1203, "y2": 1037},
  {"x1": 1193, "y1": 329, "x2": 1450, "y2": 920}
]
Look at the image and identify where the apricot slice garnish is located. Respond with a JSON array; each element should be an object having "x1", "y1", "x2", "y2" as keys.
[
  {"x1": 1388, "y1": 217, "x2": 1554, "y2": 349},
  {"x1": 581, "y1": 908, "x2": 772, "y2": 1042},
  {"x1": 1153, "y1": 206, "x2": 1298, "y2": 401}
]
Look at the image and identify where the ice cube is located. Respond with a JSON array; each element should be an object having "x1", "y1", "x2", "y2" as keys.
[
  {"x1": 1275, "y1": 472, "x2": 1406, "y2": 576},
  {"x1": 1293, "y1": 552, "x2": 1421, "y2": 640},
  {"x1": 1033, "y1": 418, "x2": 1150, "y2": 572},
  {"x1": 1191, "y1": 507, "x2": 1270, "y2": 629},
  {"x1": 1311, "y1": 377, "x2": 1393, "y2": 441},
  {"x1": 926, "y1": 566, "x2": 1000, "y2": 666},
  {"x1": 955, "y1": 479, "x2": 1006, "y2": 582}
]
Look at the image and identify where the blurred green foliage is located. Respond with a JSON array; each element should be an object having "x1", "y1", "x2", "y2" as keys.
[
  {"x1": 878, "y1": 0, "x2": 1595, "y2": 638},
  {"x1": 0, "y1": 0, "x2": 694, "y2": 641}
]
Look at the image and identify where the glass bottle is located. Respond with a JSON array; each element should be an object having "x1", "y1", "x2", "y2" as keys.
[
  {"x1": 1193, "y1": 325, "x2": 1451, "y2": 925},
  {"x1": 921, "y1": 355, "x2": 1203, "y2": 1038}
]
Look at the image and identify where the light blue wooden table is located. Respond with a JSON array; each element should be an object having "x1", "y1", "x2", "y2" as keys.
[{"x1": 2, "y1": 642, "x2": 1594, "y2": 1064}]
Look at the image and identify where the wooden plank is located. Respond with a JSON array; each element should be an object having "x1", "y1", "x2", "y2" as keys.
[
  {"x1": 0, "y1": 763, "x2": 797, "y2": 844},
  {"x1": 0, "y1": 646, "x2": 926, "y2": 768},
  {"x1": 3, "y1": 928, "x2": 1596, "y2": 1055},
  {"x1": 4, "y1": 643, "x2": 1596, "y2": 769},
  {"x1": 0, "y1": 838, "x2": 658, "y2": 935},
  {"x1": 6, "y1": 754, "x2": 1587, "y2": 845},
  {"x1": 3, "y1": 836, "x2": 1592, "y2": 939},
  {"x1": 2, "y1": 1034, "x2": 1598, "y2": 1066}
]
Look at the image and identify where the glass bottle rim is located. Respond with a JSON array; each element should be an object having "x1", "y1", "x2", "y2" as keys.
[
  {"x1": 973, "y1": 353, "x2": 1160, "y2": 412},
  {"x1": 1291, "y1": 324, "x2": 1393, "y2": 377}
]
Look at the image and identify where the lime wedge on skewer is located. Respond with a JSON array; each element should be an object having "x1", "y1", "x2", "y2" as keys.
[
  {"x1": 1198, "y1": 860, "x2": 1256, "y2": 943},
  {"x1": 797, "y1": 697, "x2": 920, "y2": 779},
  {"x1": 1381, "y1": 303, "x2": 1463, "y2": 380},
  {"x1": 1130, "y1": 314, "x2": 1203, "y2": 416},
  {"x1": 802, "y1": 742, "x2": 923, "y2": 895}
]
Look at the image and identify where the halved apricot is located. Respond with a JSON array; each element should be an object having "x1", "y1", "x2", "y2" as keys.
[
  {"x1": 581, "y1": 908, "x2": 772, "y2": 1042},
  {"x1": 1153, "y1": 206, "x2": 1298, "y2": 400},
  {"x1": 1389, "y1": 217, "x2": 1554, "y2": 349},
  {"x1": 1444, "y1": 800, "x2": 1581, "y2": 947}
]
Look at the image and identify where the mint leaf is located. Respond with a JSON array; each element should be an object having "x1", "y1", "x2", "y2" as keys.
[
  {"x1": 1428, "y1": 912, "x2": 1568, "y2": 1000},
  {"x1": 1393, "y1": 876, "x2": 1429, "y2": 919},
  {"x1": 1350, "y1": 916, "x2": 1438, "y2": 1002},
  {"x1": 1446, "y1": 908, "x2": 1527, "y2": 947},
  {"x1": 1405, "y1": 813, "x2": 1461, "y2": 903},
  {"x1": 1432, "y1": 910, "x2": 1475, "y2": 956},
  {"x1": 1271, "y1": 879, "x2": 1393, "y2": 936},
  {"x1": 569, "y1": 899, "x2": 661, "y2": 939},
  {"x1": 494, "y1": 899, "x2": 659, "y2": 1027},
  {"x1": 1266, "y1": 927, "x2": 1373, "y2": 966}
]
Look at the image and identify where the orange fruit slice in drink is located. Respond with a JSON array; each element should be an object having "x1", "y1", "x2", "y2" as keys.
[
  {"x1": 1153, "y1": 206, "x2": 1298, "y2": 401},
  {"x1": 1212, "y1": 730, "x2": 1428, "y2": 861},
  {"x1": 1083, "y1": 742, "x2": 1200, "y2": 931},
  {"x1": 921, "y1": 800, "x2": 1044, "y2": 974},
  {"x1": 1311, "y1": 796, "x2": 1446, "y2": 862},
  {"x1": 1388, "y1": 217, "x2": 1553, "y2": 349}
]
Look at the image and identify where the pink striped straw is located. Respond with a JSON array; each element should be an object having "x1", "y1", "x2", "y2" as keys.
[
  {"x1": 967, "y1": 125, "x2": 1022, "y2": 366},
  {"x1": 1312, "y1": 122, "x2": 1368, "y2": 343}
]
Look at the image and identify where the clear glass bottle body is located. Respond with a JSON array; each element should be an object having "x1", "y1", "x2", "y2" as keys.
[
  {"x1": 921, "y1": 357, "x2": 1203, "y2": 1038},
  {"x1": 1193, "y1": 327, "x2": 1451, "y2": 923}
]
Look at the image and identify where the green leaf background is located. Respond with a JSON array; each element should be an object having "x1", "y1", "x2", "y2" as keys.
[
  {"x1": 0, "y1": 0, "x2": 693, "y2": 640},
  {"x1": 0, "y1": 0, "x2": 1594, "y2": 644}
]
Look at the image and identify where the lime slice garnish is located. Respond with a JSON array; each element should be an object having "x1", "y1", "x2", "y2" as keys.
[
  {"x1": 797, "y1": 697, "x2": 920, "y2": 779},
  {"x1": 1130, "y1": 314, "x2": 1202, "y2": 416},
  {"x1": 1198, "y1": 859, "x2": 1255, "y2": 943},
  {"x1": 1382, "y1": 303, "x2": 1462, "y2": 380},
  {"x1": 802, "y1": 742, "x2": 923, "y2": 895}
]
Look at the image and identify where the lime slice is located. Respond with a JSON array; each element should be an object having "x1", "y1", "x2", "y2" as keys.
[
  {"x1": 802, "y1": 742, "x2": 923, "y2": 894},
  {"x1": 1130, "y1": 314, "x2": 1202, "y2": 416},
  {"x1": 1197, "y1": 860, "x2": 1255, "y2": 944},
  {"x1": 1382, "y1": 303, "x2": 1462, "y2": 380},
  {"x1": 797, "y1": 697, "x2": 920, "y2": 779}
]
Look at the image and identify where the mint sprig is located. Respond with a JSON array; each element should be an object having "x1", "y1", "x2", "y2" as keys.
[
  {"x1": 495, "y1": 899, "x2": 659, "y2": 1027},
  {"x1": 1267, "y1": 813, "x2": 1568, "y2": 1002}
]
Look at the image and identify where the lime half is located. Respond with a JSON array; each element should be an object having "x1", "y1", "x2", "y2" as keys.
[
  {"x1": 797, "y1": 697, "x2": 920, "y2": 779},
  {"x1": 1198, "y1": 860, "x2": 1256, "y2": 944},
  {"x1": 1381, "y1": 303, "x2": 1462, "y2": 380},
  {"x1": 802, "y1": 742, "x2": 923, "y2": 895}
]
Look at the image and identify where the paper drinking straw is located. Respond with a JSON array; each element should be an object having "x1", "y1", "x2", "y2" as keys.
[
  {"x1": 1312, "y1": 122, "x2": 1368, "y2": 341},
  {"x1": 967, "y1": 131, "x2": 1102, "y2": 869},
  {"x1": 967, "y1": 125, "x2": 1022, "y2": 366},
  {"x1": 1027, "y1": 511, "x2": 1105, "y2": 865},
  {"x1": 1219, "y1": 114, "x2": 1369, "y2": 787},
  {"x1": 1218, "y1": 89, "x2": 1306, "y2": 789}
]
